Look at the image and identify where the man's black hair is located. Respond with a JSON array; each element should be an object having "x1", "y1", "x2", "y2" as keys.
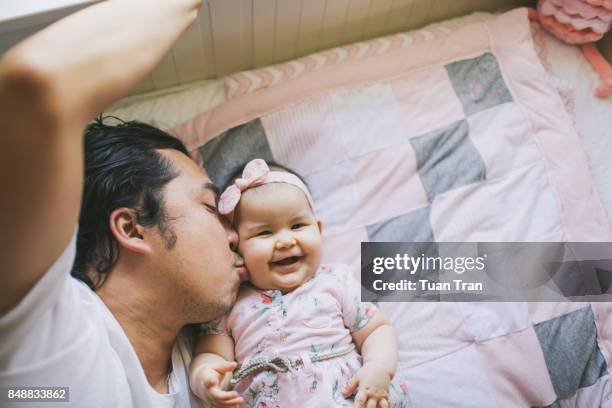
[{"x1": 72, "y1": 117, "x2": 190, "y2": 289}]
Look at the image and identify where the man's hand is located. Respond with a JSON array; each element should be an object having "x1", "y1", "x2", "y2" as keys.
[
  {"x1": 342, "y1": 361, "x2": 392, "y2": 408},
  {"x1": 193, "y1": 361, "x2": 243, "y2": 408}
]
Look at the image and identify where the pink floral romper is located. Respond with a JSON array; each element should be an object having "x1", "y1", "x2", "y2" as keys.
[{"x1": 200, "y1": 263, "x2": 411, "y2": 408}]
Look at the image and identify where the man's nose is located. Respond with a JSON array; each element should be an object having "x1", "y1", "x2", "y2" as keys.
[{"x1": 221, "y1": 217, "x2": 239, "y2": 251}]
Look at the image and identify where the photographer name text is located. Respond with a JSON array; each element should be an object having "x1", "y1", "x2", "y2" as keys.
[{"x1": 372, "y1": 279, "x2": 483, "y2": 292}]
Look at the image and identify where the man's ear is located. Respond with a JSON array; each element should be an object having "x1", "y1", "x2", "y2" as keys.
[
  {"x1": 317, "y1": 220, "x2": 323, "y2": 235},
  {"x1": 109, "y1": 208, "x2": 151, "y2": 255}
]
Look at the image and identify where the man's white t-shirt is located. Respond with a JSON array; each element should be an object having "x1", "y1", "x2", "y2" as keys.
[{"x1": 0, "y1": 233, "x2": 202, "y2": 407}]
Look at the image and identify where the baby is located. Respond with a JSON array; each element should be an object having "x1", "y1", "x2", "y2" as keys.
[{"x1": 189, "y1": 159, "x2": 410, "y2": 408}]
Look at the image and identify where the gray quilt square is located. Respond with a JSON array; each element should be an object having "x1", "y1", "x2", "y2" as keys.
[
  {"x1": 365, "y1": 211, "x2": 439, "y2": 301},
  {"x1": 198, "y1": 119, "x2": 274, "y2": 191},
  {"x1": 534, "y1": 306, "x2": 608, "y2": 400},
  {"x1": 445, "y1": 52, "x2": 513, "y2": 116},
  {"x1": 410, "y1": 119, "x2": 486, "y2": 201},
  {"x1": 366, "y1": 207, "x2": 434, "y2": 243}
]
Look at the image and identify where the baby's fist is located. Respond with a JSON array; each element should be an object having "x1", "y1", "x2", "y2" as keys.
[
  {"x1": 197, "y1": 361, "x2": 243, "y2": 408},
  {"x1": 342, "y1": 361, "x2": 392, "y2": 408}
]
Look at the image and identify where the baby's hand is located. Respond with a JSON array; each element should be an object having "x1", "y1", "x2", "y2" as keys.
[
  {"x1": 195, "y1": 361, "x2": 243, "y2": 408},
  {"x1": 342, "y1": 361, "x2": 392, "y2": 408}
]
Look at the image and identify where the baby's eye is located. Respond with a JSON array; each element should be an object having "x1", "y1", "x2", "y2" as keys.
[
  {"x1": 255, "y1": 230, "x2": 271, "y2": 237},
  {"x1": 291, "y1": 223, "x2": 306, "y2": 230}
]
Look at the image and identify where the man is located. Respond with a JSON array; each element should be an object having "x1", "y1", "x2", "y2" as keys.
[{"x1": 0, "y1": 1, "x2": 245, "y2": 406}]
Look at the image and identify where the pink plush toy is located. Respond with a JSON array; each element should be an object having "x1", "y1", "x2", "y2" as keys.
[{"x1": 530, "y1": 0, "x2": 612, "y2": 97}]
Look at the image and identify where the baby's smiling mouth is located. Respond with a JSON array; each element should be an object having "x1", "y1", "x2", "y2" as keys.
[{"x1": 270, "y1": 256, "x2": 304, "y2": 267}]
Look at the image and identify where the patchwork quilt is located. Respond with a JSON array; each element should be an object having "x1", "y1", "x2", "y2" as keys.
[{"x1": 175, "y1": 9, "x2": 612, "y2": 407}]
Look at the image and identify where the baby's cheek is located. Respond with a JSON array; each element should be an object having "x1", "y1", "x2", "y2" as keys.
[
  {"x1": 241, "y1": 242, "x2": 266, "y2": 268},
  {"x1": 304, "y1": 234, "x2": 324, "y2": 259}
]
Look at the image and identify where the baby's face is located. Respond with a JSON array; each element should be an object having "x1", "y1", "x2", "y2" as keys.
[{"x1": 235, "y1": 183, "x2": 323, "y2": 293}]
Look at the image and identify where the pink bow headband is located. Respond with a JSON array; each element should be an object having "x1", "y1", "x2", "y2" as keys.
[{"x1": 218, "y1": 159, "x2": 314, "y2": 220}]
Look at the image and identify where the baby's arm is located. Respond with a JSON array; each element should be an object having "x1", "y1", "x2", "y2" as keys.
[
  {"x1": 190, "y1": 334, "x2": 243, "y2": 407},
  {"x1": 343, "y1": 310, "x2": 398, "y2": 408}
]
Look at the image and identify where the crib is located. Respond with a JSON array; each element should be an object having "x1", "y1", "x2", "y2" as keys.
[
  {"x1": 2, "y1": 1, "x2": 610, "y2": 91},
  {"x1": 2, "y1": 1, "x2": 612, "y2": 407}
]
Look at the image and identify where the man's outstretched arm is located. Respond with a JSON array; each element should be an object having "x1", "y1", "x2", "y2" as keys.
[{"x1": 0, "y1": 0, "x2": 203, "y2": 313}]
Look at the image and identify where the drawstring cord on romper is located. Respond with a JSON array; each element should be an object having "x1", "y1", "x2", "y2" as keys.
[{"x1": 230, "y1": 343, "x2": 356, "y2": 386}]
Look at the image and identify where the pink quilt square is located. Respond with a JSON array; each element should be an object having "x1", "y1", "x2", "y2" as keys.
[
  {"x1": 351, "y1": 144, "x2": 429, "y2": 228},
  {"x1": 528, "y1": 302, "x2": 590, "y2": 325},
  {"x1": 476, "y1": 326, "x2": 557, "y2": 407},
  {"x1": 304, "y1": 162, "x2": 360, "y2": 236},
  {"x1": 430, "y1": 161, "x2": 563, "y2": 241},
  {"x1": 381, "y1": 302, "x2": 476, "y2": 368},
  {"x1": 321, "y1": 228, "x2": 368, "y2": 278},
  {"x1": 556, "y1": 375, "x2": 612, "y2": 408},
  {"x1": 396, "y1": 344, "x2": 497, "y2": 406},
  {"x1": 329, "y1": 83, "x2": 408, "y2": 158},
  {"x1": 459, "y1": 302, "x2": 530, "y2": 342},
  {"x1": 467, "y1": 103, "x2": 541, "y2": 180},
  {"x1": 591, "y1": 302, "x2": 612, "y2": 369},
  {"x1": 391, "y1": 66, "x2": 466, "y2": 137},
  {"x1": 261, "y1": 93, "x2": 343, "y2": 176}
]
